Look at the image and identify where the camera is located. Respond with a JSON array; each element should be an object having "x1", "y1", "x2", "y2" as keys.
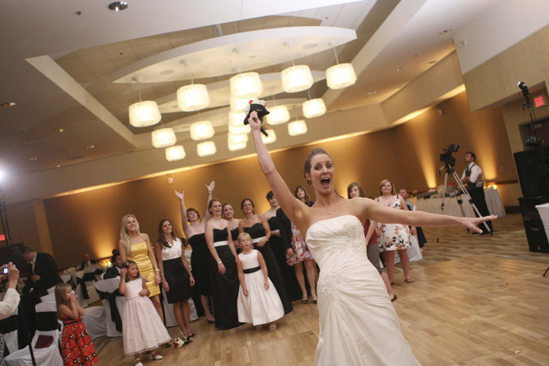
[
  {"x1": 440, "y1": 144, "x2": 460, "y2": 167},
  {"x1": 2, "y1": 267, "x2": 7, "y2": 275}
]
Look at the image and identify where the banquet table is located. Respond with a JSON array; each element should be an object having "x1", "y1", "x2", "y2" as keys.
[{"x1": 416, "y1": 187, "x2": 506, "y2": 218}]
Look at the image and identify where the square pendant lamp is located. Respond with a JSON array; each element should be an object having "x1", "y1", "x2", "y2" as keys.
[
  {"x1": 165, "y1": 145, "x2": 186, "y2": 161},
  {"x1": 266, "y1": 106, "x2": 290, "y2": 125},
  {"x1": 261, "y1": 129, "x2": 277, "y2": 144},
  {"x1": 152, "y1": 128, "x2": 177, "y2": 148},
  {"x1": 190, "y1": 121, "x2": 215, "y2": 141},
  {"x1": 197, "y1": 141, "x2": 217, "y2": 157},
  {"x1": 129, "y1": 101, "x2": 162, "y2": 127},
  {"x1": 281, "y1": 65, "x2": 314, "y2": 93},
  {"x1": 302, "y1": 98, "x2": 327, "y2": 118},
  {"x1": 230, "y1": 72, "x2": 264, "y2": 99},
  {"x1": 288, "y1": 120, "x2": 307, "y2": 136},
  {"x1": 177, "y1": 84, "x2": 211, "y2": 111}
]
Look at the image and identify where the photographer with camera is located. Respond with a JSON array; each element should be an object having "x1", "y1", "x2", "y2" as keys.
[
  {"x1": 461, "y1": 152, "x2": 493, "y2": 235},
  {"x1": 0, "y1": 263, "x2": 20, "y2": 319}
]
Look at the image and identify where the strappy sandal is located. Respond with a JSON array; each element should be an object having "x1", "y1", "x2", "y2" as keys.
[
  {"x1": 405, "y1": 278, "x2": 414, "y2": 283},
  {"x1": 391, "y1": 294, "x2": 397, "y2": 302},
  {"x1": 269, "y1": 323, "x2": 277, "y2": 331},
  {"x1": 256, "y1": 325, "x2": 263, "y2": 330},
  {"x1": 134, "y1": 358, "x2": 143, "y2": 366}
]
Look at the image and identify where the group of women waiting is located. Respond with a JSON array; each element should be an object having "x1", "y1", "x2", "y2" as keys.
[{"x1": 115, "y1": 177, "x2": 423, "y2": 338}]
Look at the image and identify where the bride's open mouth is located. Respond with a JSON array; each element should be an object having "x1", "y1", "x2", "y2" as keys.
[{"x1": 320, "y1": 177, "x2": 331, "y2": 188}]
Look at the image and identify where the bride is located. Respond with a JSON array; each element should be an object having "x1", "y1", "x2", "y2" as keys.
[{"x1": 247, "y1": 112, "x2": 496, "y2": 365}]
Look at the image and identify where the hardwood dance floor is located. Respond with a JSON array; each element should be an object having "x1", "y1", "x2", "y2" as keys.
[{"x1": 95, "y1": 214, "x2": 549, "y2": 365}]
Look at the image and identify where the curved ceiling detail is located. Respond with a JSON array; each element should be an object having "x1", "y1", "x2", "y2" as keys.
[
  {"x1": 156, "y1": 72, "x2": 325, "y2": 113},
  {"x1": 111, "y1": 27, "x2": 356, "y2": 83}
]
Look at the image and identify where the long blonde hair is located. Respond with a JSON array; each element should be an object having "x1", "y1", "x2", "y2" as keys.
[
  {"x1": 120, "y1": 214, "x2": 143, "y2": 256},
  {"x1": 55, "y1": 283, "x2": 71, "y2": 319}
]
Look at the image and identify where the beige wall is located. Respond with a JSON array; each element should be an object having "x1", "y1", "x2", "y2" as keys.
[
  {"x1": 3, "y1": 200, "x2": 43, "y2": 253},
  {"x1": 36, "y1": 90, "x2": 518, "y2": 269}
]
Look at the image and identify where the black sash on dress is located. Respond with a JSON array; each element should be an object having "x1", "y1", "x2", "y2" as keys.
[
  {"x1": 96, "y1": 289, "x2": 124, "y2": 332},
  {"x1": 243, "y1": 266, "x2": 261, "y2": 274}
]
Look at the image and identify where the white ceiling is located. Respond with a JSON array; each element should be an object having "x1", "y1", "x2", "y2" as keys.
[{"x1": 1, "y1": 0, "x2": 519, "y2": 202}]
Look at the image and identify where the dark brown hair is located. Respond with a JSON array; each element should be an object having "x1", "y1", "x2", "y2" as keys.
[
  {"x1": 294, "y1": 186, "x2": 311, "y2": 206},
  {"x1": 303, "y1": 148, "x2": 332, "y2": 184},
  {"x1": 157, "y1": 219, "x2": 188, "y2": 249},
  {"x1": 186, "y1": 208, "x2": 200, "y2": 221},
  {"x1": 379, "y1": 179, "x2": 396, "y2": 195},
  {"x1": 347, "y1": 182, "x2": 365, "y2": 199},
  {"x1": 122, "y1": 260, "x2": 139, "y2": 282},
  {"x1": 240, "y1": 198, "x2": 255, "y2": 209},
  {"x1": 266, "y1": 191, "x2": 274, "y2": 200}
]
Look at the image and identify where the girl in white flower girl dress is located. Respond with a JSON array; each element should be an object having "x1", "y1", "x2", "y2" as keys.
[
  {"x1": 236, "y1": 233, "x2": 284, "y2": 331},
  {"x1": 120, "y1": 261, "x2": 171, "y2": 366}
]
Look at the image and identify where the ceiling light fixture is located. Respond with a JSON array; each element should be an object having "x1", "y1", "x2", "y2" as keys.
[
  {"x1": 128, "y1": 78, "x2": 162, "y2": 127},
  {"x1": 396, "y1": 67, "x2": 405, "y2": 71},
  {"x1": 302, "y1": 98, "x2": 326, "y2": 119},
  {"x1": 230, "y1": 72, "x2": 264, "y2": 99},
  {"x1": 261, "y1": 129, "x2": 277, "y2": 144},
  {"x1": 197, "y1": 141, "x2": 216, "y2": 157},
  {"x1": 29, "y1": 157, "x2": 38, "y2": 161},
  {"x1": 230, "y1": 96, "x2": 254, "y2": 113},
  {"x1": 86, "y1": 145, "x2": 95, "y2": 149},
  {"x1": 455, "y1": 40, "x2": 467, "y2": 48},
  {"x1": 229, "y1": 112, "x2": 247, "y2": 127},
  {"x1": 396, "y1": 85, "x2": 403, "y2": 89},
  {"x1": 428, "y1": 60, "x2": 437, "y2": 65},
  {"x1": 228, "y1": 141, "x2": 247, "y2": 152},
  {"x1": 266, "y1": 106, "x2": 290, "y2": 125},
  {"x1": 228, "y1": 133, "x2": 249, "y2": 145},
  {"x1": 288, "y1": 120, "x2": 307, "y2": 136},
  {"x1": 440, "y1": 29, "x2": 452, "y2": 35},
  {"x1": 368, "y1": 91, "x2": 377, "y2": 95},
  {"x1": 326, "y1": 44, "x2": 357, "y2": 90},
  {"x1": 152, "y1": 128, "x2": 176, "y2": 148},
  {"x1": 166, "y1": 145, "x2": 186, "y2": 161},
  {"x1": 53, "y1": 128, "x2": 64, "y2": 134},
  {"x1": 228, "y1": 124, "x2": 251, "y2": 135},
  {"x1": 177, "y1": 63, "x2": 211, "y2": 111},
  {"x1": 108, "y1": 1, "x2": 128, "y2": 11},
  {"x1": 0, "y1": 102, "x2": 16, "y2": 107},
  {"x1": 190, "y1": 121, "x2": 215, "y2": 141},
  {"x1": 281, "y1": 43, "x2": 314, "y2": 93}
]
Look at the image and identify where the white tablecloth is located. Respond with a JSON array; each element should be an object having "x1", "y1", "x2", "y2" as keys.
[
  {"x1": 536, "y1": 203, "x2": 549, "y2": 240},
  {"x1": 416, "y1": 187, "x2": 506, "y2": 218}
]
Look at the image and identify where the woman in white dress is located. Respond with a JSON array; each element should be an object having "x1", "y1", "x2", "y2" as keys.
[{"x1": 247, "y1": 111, "x2": 496, "y2": 366}]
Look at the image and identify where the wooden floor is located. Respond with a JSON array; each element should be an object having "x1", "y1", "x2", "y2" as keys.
[{"x1": 95, "y1": 214, "x2": 549, "y2": 365}]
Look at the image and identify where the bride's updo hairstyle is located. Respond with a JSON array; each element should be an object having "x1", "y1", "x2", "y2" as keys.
[{"x1": 303, "y1": 148, "x2": 332, "y2": 185}]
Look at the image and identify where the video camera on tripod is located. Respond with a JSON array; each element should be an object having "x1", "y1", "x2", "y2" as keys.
[{"x1": 440, "y1": 144, "x2": 460, "y2": 167}]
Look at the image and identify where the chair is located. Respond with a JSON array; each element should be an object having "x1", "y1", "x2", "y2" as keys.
[
  {"x1": 95, "y1": 278, "x2": 124, "y2": 337},
  {"x1": 76, "y1": 266, "x2": 100, "y2": 307},
  {"x1": 41, "y1": 293, "x2": 56, "y2": 303},
  {"x1": 81, "y1": 307, "x2": 106, "y2": 340},
  {"x1": 46, "y1": 286, "x2": 56, "y2": 294},
  {"x1": 5, "y1": 302, "x2": 63, "y2": 366},
  {"x1": 0, "y1": 306, "x2": 18, "y2": 354}
]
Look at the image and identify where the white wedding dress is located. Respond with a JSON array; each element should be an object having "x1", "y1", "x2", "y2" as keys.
[{"x1": 306, "y1": 215, "x2": 421, "y2": 366}]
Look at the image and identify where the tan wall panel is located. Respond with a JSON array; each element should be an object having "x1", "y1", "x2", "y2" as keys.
[{"x1": 3, "y1": 200, "x2": 42, "y2": 252}]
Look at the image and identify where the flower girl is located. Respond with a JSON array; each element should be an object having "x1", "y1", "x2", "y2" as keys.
[
  {"x1": 236, "y1": 233, "x2": 284, "y2": 331},
  {"x1": 120, "y1": 261, "x2": 171, "y2": 366}
]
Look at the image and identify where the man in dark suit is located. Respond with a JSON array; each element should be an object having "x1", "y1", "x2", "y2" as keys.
[
  {"x1": 104, "y1": 250, "x2": 123, "y2": 280},
  {"x1": 77, "y1": 254, "x2": 99, "y2": 271},
  {"x1": 22, "y1": 247, "x2": 63, "y2": 297}
]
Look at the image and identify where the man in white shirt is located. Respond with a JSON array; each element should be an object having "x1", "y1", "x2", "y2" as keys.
[
  {"x1": 77, "y1": 254, "x2": 98, "y2": 271},
  {"x1": 461, "y1": 152, "x2": 493, "y2": 234}
]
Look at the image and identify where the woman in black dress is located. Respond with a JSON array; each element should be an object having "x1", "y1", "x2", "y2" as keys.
[
  {"x1": 239, "y1": 198, "x2": 293, "y2": 314},
  {"x1": 263, "y1": 191, "x2": 303, "y2": 301},
  {"x1": 222, "y1": 203, "x2": 241, "y2": 253},
  {"x1": 205, "y1": 199, "x2": 241, "y2": 330},
  {"x1": 155, "y1": 219, "x2": 195, "y2": 341},
  {"x1": 174, "y1": 181, "x2": 215, "y2": 323}
]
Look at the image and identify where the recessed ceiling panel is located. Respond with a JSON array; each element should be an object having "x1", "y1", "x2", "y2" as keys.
[
  {"x1": 156, "y1": 71, "x2": 325, "y2": 113},
  {"x1": 112, "y1": 27, "x2": 356, "y2": 83}
]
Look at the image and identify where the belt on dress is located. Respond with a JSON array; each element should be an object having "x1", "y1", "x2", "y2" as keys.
[
  {"x1": 243, "y1": 266, "x2": 261, "y2": 274},
  {"x1": 252, "y1": 236, "x2": 266, "y2": 244},
  {"x1": 214, "y1": 240, "x2": 228, "y2": 247}
]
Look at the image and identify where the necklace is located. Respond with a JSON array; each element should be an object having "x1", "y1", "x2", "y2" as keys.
[{"x1": 328, "y1": 211, "x2": 332, "y2": 215}]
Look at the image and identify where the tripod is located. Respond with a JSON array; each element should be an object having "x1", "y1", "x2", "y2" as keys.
[{"x1": 436, "y1": 162, "x2": 492, "y2": 243}]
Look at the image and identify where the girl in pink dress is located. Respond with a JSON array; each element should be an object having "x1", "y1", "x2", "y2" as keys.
[{"x1": 120, "y1": 261, "x2": 171, "y2": 366}]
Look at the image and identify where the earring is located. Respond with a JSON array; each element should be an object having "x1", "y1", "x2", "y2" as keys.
[{"x1": 307, "y1": 179, "x2": 312, "y2": 185}]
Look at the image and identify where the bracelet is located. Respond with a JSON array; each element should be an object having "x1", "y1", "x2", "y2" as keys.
[
  {"x1": 217, "y1": 261, "x2": 222, "y2": 264},
  {"x1": 155, "y1": 269, "x2": 160, "y2": 273}
]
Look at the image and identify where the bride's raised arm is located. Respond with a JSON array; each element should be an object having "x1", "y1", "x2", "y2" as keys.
[
  {"x1": 359, "y1": 197, "x2": 496, "y2": 233},
  {"x1": 249, "y1": 112, "x2": 310, "y2": 226}
]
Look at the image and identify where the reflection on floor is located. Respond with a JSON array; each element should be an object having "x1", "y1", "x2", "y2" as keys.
[{"x1": 95, "y1": 214, "x2": 549, "y2": 365}]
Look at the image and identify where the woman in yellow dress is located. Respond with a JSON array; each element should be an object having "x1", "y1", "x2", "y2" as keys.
[{"x1": 119, "y1": 214, "x2": 164, "y2": 321}]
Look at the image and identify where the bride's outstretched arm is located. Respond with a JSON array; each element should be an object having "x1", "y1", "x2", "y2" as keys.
[
  {"x1": 360, "y1": 198, "x2": 496, "y2": 233},
  {"x1": 249, "y1": 112, "x2": 309, "y2": 225}
]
